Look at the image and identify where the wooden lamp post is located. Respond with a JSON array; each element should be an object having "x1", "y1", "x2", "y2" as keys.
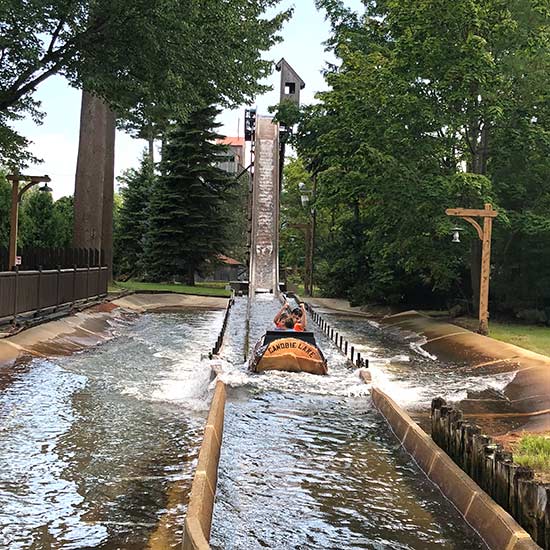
[
  {"x1": 445, "y1": 203, "x2": 498, "y2": 336},
  {"x1": 7, "y1": 174, "x2": 52, "y2": 269}
]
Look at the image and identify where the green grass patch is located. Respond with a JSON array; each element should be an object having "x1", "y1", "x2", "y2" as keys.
[
  {"x1": 195, "y1": 281, "x2": 229, "y2": 289},
  {"x1": 489, "y1": 322, "x2": 550, "y2": 358},
  {"x1": 113, "y1": 280, "x2": 231, "y2": 298},
  {"x1": 421, "y1": 311, "x2": 550, "y2": 358},
  {"x1": 514, "y1": 435, "x2": 550, "y2": 471}
]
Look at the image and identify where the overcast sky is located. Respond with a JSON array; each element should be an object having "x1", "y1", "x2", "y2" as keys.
[{"x1": 13, "y1": 0, "x2": 364, "y2": 199}]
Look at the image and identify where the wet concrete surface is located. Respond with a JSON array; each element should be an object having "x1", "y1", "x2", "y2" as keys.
[{"x1": 310, "y1": 300, "x2": 550, "y2": 438}]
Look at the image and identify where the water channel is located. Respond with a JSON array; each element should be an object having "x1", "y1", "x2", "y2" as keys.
[
  {"x1": 0, "y1": 296, "x2": 489, "y2": 548},
  {"x1": 0, "y1": 309, "x2": 223, "y2": 549}
]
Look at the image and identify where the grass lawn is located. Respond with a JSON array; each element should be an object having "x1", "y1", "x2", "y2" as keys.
[
  {"x1": 488, "y1": 322, "x2": 550, "y2": 358},
  {"x1": 436, "y1": 314, "x2": 550, "y2": 358},
  {"x1": 513, "y1": 435, "x2": 550, "y2": 472},
  {"x1": 112, "y1": 280, "x2": 232, "y2": 298}
]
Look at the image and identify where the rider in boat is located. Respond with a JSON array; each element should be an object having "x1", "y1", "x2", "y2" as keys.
[
  {"x1": 292, "y1": 303, "x2": 307, "y2": 332},
  {"x1": 274, "y1": 301, "x2": 307, "y2": 331},
  {"x1": 273, "y1": 303, "x2": 292, "y2": 329}
]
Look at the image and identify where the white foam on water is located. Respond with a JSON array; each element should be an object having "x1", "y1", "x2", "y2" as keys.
[
  {"x1": 369, "y1": 365, "x2": 428, "y2": 409},
  {"x1": 368, "y1": 361, "x2": 518, "y2": 410},
  {"x1": 390, "y1": 354, "x2": 410, "y2": 363},
  {"x1": 409, "y1": 338, "x2": 438, "y2": 360},
  {"x1": 217, "y1": 347, "x2": 371, "y2": 399},
  {"x1": 119, "y1": 356, "x2": 210, "y2": 406}
]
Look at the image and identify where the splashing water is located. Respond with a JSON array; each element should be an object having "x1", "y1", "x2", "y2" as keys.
[
  {"x1": 0, "y1": 309, "x2": 223, "y2": 549},
  {"x1": 211, "y1": 296, "x2": 485, "y2": 549}
]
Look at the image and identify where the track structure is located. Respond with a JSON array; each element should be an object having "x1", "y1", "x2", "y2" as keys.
[{"x1": 248, "y1": 116, "x2": 280, "y2": 295}]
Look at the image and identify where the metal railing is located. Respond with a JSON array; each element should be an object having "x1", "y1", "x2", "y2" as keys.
[
  {"x1": 0, "y1": 266, "x2": 108, "y2": 325},
  {"x1": 306, "y1": 303, "x2": 369, "y2": 369},
  {"x1": 210, "y1": 294, "x2": 235, "y2": 358}
]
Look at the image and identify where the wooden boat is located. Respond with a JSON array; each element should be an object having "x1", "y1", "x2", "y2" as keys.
[{"x1": 249, "y1": 330, "x2": 328, "y2": 375}]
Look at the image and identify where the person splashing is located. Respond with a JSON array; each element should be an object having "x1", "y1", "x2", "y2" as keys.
[{"x1": 273, "y1": 298, "x2": 307, "y2": 331}]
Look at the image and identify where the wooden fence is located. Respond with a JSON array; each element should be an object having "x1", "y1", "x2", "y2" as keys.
[
  {"x1": 0, "y1": 266, "x2": 108, "y2": 325},
  {"x1": 0, "y1": 247, "x2": 104, "y2": 271},
  {"x1": 432, "y1": 397, "x2": 548, "y2": 548}
]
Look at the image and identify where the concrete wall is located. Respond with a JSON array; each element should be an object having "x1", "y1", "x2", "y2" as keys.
[
  {"x1": 372, "y1": 387, "x2": 539, "y2": 550},
  {"x1": 183, "y1": 381, "x2": 226, "y2": 550},
  {"x1": 432, "y1": 398, "x2": 550, "y2": 549}
]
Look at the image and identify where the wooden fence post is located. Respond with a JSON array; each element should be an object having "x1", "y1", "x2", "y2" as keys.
[
  {"x1": 37, "y1": 266, "x2": 42, "y2": 313},
  {"x1": 72, "y1": 264, "x2": 77, "y2": 306},
  {"x1": 56, "y1": 265, "x2": 61, "y2": 311},
  {"x1": 12, "y1": 267, "x2": 19, "y2": 323}
]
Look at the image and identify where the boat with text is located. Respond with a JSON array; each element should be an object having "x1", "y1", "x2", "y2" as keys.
[{"x1": 249, "y1": 330, "x2": 328, "y2": 375}]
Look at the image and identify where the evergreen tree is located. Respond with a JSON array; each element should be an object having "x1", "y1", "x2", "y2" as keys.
[
  {"x1": 19, "y1": 190, "x2": 57, "y2": 248},
  {"x1": 114, "y1": 152, "x2": 155, "y2": 278},
  {"x1": 52, "y1": 196, "x2": 73, "y2": 247},
  {"x1": 144, "y1": 107, "x2": 234, "y2": 284}
]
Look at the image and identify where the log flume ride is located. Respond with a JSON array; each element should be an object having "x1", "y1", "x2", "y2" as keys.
[{"x1": 249, "y1": 330, "x2": 328, "y2": 375}]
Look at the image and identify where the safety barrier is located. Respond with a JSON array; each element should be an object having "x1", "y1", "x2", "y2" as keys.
[
  {"x1": 0, "y1": 266, "x2": 108, "y2": 325},
  {"x1": 372, "y1": 387, "x2": 539, "y2": 550},
  {"x1": 306, "y1": 303, "x2": 368, "y2": 368},
  {"x1": 209, "y1": 294, "x2": 234, "y2": 358},
  {"x1": 184, "y1": 294, "x2": 233, "y2": 548},
  {"x1": 183, "y1": 380, "x2": 226, "y2": 550},
  {"x1": 432, "y1": 398, "x2": 548, "y2": 548}
]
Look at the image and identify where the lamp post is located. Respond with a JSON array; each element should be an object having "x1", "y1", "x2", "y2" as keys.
[
  {"x1": 445, "y1": 203, "x2": 498, "y2": 336},
  {"x1": 7, "y1": 174, "x2": 52, "y2": 269}
]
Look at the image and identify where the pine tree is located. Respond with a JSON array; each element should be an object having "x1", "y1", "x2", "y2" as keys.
[
  {"x1": 19, "y1": 190, "x2": 58, "y2": 248},
  {"x1": 144, "y1": 107, "x2": 234, "y2": 284},
  {"x1": 114, "y1": 151, "x2": 155, "y2": 278}
]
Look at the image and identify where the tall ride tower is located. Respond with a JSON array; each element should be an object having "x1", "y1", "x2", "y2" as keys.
[{"x1": 247, "y1": 59, "x2": 305, "y2": 294}]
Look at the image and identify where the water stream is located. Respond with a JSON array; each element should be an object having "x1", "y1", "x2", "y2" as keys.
[
  {"x1": 211, "y1": 295, "x2": 485, "y2": 549},
  {"x1": 311, "y1": 312, "x2": 515, "y2": 413},
  {"x1": 0, "y1": 310, "x2": 223, "y2": 549},
  {"x1": 0, "y1": 297, "x2": 487, "y2": 549}
]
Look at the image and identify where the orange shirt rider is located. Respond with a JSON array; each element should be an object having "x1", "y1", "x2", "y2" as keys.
[
  {"x1": 273, "y1": 302, "x2": 307, "y2": 331},
  {"x1": 292, "y1": 303, "x2": 307, "y2": 332}
]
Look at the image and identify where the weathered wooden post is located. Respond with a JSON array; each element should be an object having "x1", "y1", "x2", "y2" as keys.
[{"x1": 445, "y1": 203, "x2": 498, "y2": 335}]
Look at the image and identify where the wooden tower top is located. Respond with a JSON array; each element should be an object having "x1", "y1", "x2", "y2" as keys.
[{"x1": 275, "y1": 58, "x2": 305, "y2": 105}]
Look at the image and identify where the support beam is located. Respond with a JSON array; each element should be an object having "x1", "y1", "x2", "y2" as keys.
[{"x1": 446, "y1": 203, "x2": 497, "y2": 335}]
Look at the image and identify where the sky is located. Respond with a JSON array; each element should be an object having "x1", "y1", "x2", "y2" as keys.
[{"x1": 13, "y1": 0, "x2": 364, "y2": 199}]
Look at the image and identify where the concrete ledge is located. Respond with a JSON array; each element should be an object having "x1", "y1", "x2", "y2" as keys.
[
  {"x1": 371, "y1": 386, "x2": 539, "y2": 550},
  {"x1": 183, "y1": 381, "x2": 227, "y2": 550}
]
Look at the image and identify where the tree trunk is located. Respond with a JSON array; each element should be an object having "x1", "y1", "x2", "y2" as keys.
[
  {"x1": 147, "y1": 124, "x2": 155, "y2": 164},
  {"x1": 102, "y1": 106, "x2": 116, "y2": 281},
  {"x1": 73, "y1": 90, "x2": 107, "y2": 251},
  {"x1": 186, "y1": 265, "x2": 195, "y2": 286}
]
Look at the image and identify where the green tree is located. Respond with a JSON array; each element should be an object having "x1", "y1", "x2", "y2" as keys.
[
  {"x1": 0, "y1": 0, "x2": 290, "y2": 166},
  {"x1": 280, "y1": 158, "x2": 313, "y2": 287},
  {"x1": 18, "y1": 190, "x2": 57, "y2": 248},
  {"x1": 144, "y1": 107, "x2": 234, "y2": 284},
  {"x1": 220, "y1": 170, "x2": 250, "y2": 264},
  {"x1": 52, "y1": 196, "x2": 73, "y2": 247},
  {"x1": 114, "y1": 152, "x2": 155, "y2": 278},
  {"x1": 0, "y1": 173, "x2": 11, "y2": 248},
  {"x1": 296, "y1": 0, "x2": 550, "y2": 312}
]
